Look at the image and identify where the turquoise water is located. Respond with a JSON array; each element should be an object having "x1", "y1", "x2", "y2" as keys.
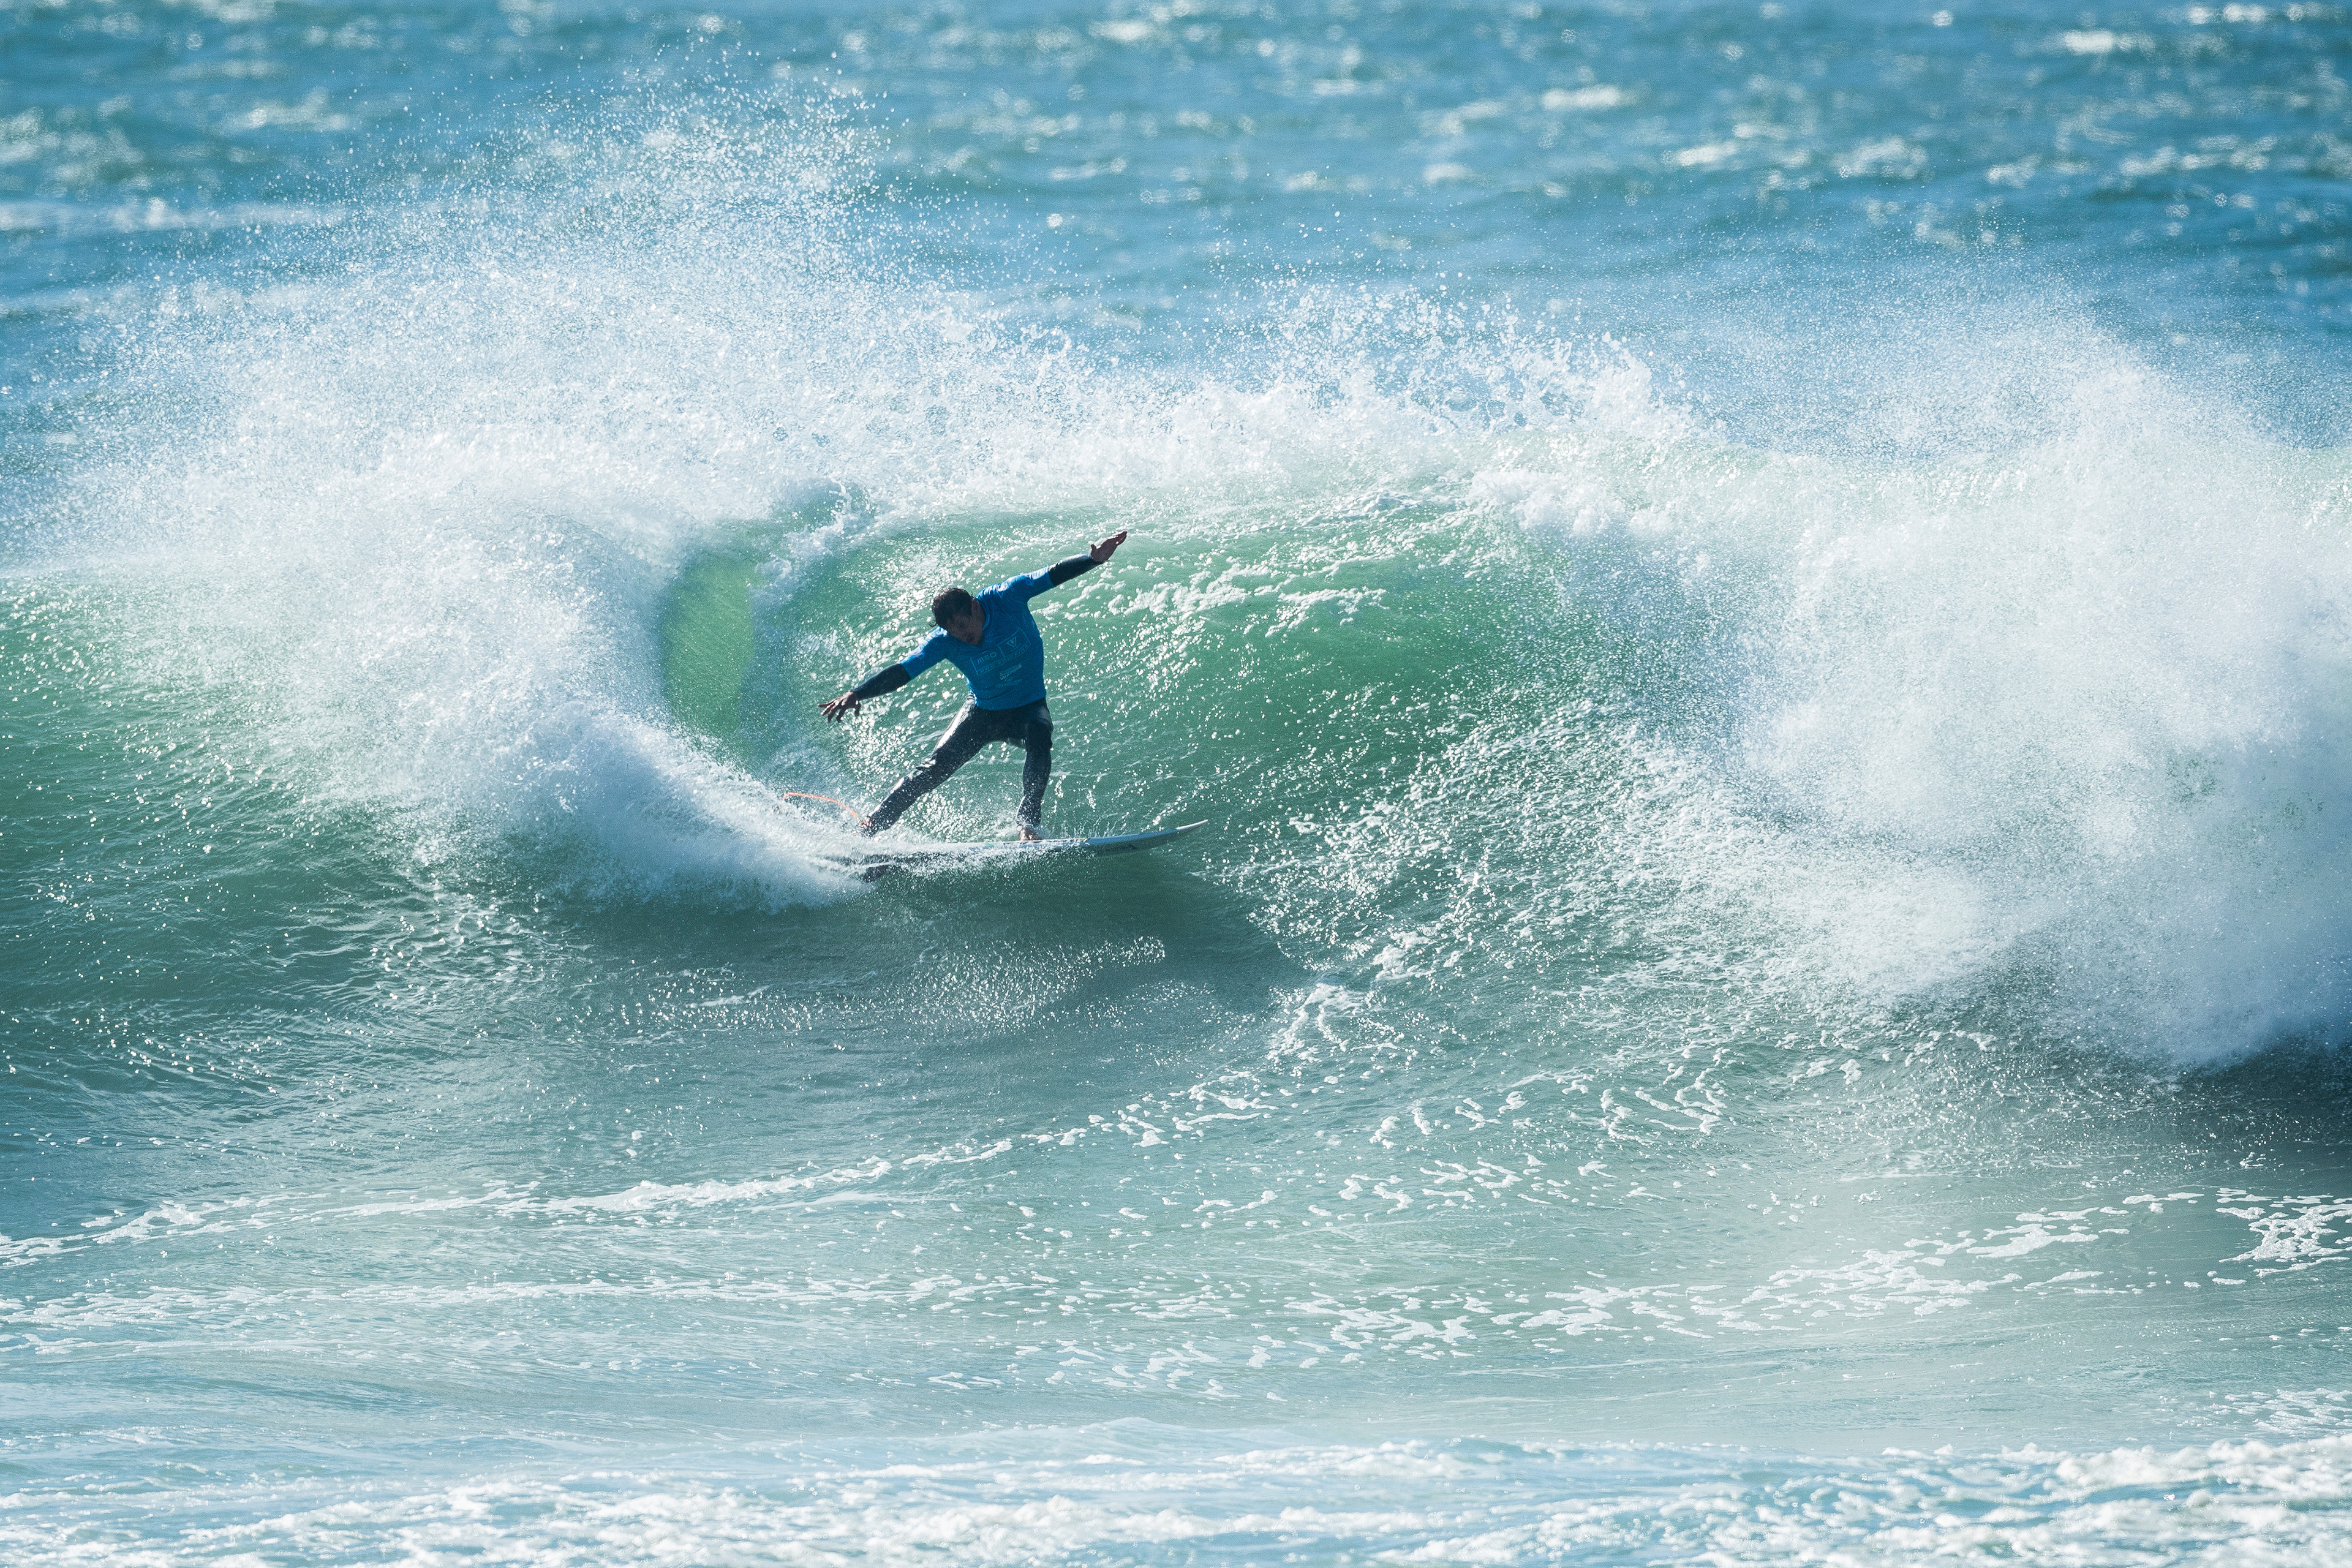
[{"x1": 8, "y1": 3, "x2": 2352, "y2": 1562}]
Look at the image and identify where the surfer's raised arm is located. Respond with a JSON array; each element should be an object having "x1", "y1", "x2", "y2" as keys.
[{"x1": 820, "y1": 531, "x2": 1128, "y2": 722}]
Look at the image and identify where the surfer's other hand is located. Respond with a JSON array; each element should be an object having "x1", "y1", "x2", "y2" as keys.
[
  {"x1": 1090, "y1": 529, "x2": 1129, "y2": 563},
  {"x1": 821, "y1": 692, "x2": 862, "y2": 722}
]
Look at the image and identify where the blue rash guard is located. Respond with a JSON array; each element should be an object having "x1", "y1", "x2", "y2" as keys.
[{"x1": 847, "y1": 553, "x2": 1097, "y2": 710}]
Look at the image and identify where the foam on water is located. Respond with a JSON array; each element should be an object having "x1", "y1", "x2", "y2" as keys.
[{"x1": 9, "y1": 1429, "x2": 2352, "y2": 1567}]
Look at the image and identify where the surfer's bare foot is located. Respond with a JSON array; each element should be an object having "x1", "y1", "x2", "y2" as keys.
[{"x1": 1020, "y1": 827, "x2": 1042, "y2": 842}]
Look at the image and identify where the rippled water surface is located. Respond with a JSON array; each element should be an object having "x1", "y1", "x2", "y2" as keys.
[{"x1": 6, "y1": 2, "x2": 2352, "y2": 1563}]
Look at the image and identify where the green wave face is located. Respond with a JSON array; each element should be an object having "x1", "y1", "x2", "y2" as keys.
[{"x1": 658, "y1": 537, "x2": 770, "y2": 760}]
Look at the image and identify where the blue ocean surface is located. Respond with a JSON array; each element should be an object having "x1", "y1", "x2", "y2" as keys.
[{"x1": 6, "y1": 2, "x2": 2352, "y2": 1562}]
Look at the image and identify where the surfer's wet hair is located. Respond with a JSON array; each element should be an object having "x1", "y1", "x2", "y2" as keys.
[{"x1": 931, "y1": 587, "x2": 977, "y2": 627}]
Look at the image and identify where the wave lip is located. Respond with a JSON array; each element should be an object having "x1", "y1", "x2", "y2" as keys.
[{"x1": 1480, "y1": 334, "x2": 2352, "y2": 1058}]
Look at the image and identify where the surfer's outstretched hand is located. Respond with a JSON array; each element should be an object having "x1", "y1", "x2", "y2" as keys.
[
  {"x1": 1090, "y1": 529, "x2": 1129, "y2": 563},
  {"x1": 821, "y1": 692, "x2": 862, "y2": 722}
]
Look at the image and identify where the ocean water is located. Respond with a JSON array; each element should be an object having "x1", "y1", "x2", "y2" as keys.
[{"x1": 7, "y1": 1, "x2": 2352, "y2": 1561}]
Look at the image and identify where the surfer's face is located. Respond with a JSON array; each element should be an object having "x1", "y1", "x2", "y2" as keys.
[{"x1": 943, "y1": 606, "x2": 986, "y2": 646}]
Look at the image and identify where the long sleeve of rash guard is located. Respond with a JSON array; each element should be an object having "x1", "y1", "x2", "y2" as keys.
[
  {"x1": 1005, "y1": 553, "x2": 1101, "y2": 602},
  {"x1": 848, "y1": 663, "x2": 913, "y2": 702}
]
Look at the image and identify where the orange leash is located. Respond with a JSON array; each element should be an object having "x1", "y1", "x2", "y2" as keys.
[{"x1": 780, "y1": 791, "x2": 871, "y2": 829}]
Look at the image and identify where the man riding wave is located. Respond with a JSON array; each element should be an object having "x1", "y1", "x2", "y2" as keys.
[{"x1": 821, "y1": 530, "x2": 1129, "y2": 840}]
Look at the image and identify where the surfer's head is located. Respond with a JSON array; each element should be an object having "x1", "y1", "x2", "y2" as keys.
[{"x1": 932, "y1": 587, "x2": 984, "y2": 645}]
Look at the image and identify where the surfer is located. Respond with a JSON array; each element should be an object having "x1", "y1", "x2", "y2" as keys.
[{"x1": 821, "y1": 530, "x2": 1129, "y2": 840}]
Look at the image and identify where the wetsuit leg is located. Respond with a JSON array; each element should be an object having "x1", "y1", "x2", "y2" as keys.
[
  {"x1": 864, "y1": 704, "x2": 998, "y2": 834},
  {"x1": 1017, "y1": 702, "x2": 1054, "y2": 834}
]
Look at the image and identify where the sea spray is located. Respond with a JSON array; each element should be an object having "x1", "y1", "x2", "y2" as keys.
[{"x1": 10, "y1": 9, "x2": 2352, "y2": 1564}]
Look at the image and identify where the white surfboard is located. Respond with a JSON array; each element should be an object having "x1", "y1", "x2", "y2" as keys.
[{"x1": 837, "y1": 820, "x2": 1207, "y2": 872}]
